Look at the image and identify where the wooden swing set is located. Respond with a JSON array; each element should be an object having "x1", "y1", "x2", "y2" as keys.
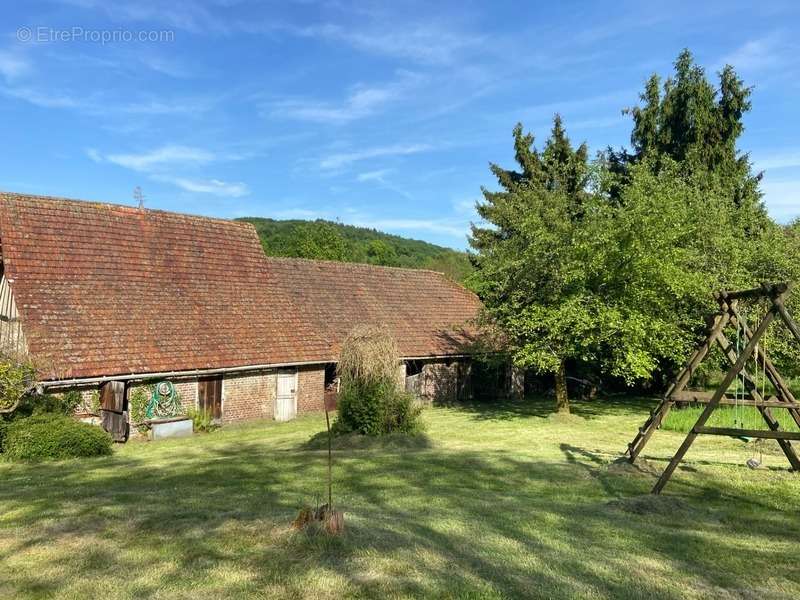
[{"x1": 627, "y1": 282, "x2": 800, "y2": 494}]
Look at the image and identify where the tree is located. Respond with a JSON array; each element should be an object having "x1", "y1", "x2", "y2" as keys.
[
  {"x1": 613, "y1": 49, "x2": 762, "y2": 212},
  {"x1": 295, "y1": 222, "x2": 352, "y2": 261},
  {"x1": 366, "y1": 239, "x2": 399, "y2": 266},
  {"x1": 469, "y1": 116, "x2": 590, "y2": 412}
]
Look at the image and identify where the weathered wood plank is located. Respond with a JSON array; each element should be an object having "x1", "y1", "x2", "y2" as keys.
[
  {"x1": 693, "y1": 427, "x2": 800, "y2": 441},
  {"x1": 652, "y1": 308, "x2": 776, "y2": 494}
]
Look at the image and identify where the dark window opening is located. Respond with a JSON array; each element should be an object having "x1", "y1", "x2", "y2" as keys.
[
  {"x1": 406, "y1": 360, "x2": 423, "y2": 376},
  {"x1": 324, "y1": 363, "x2": 338, "y2": 391}
]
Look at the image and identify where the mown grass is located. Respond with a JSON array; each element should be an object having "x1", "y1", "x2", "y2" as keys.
[
  {"x1": 662, "y1": 404, "x2": 800, "y2": 433},
  {"x1": 1, "y1": 397, "x2": 799, "y2": 598}
]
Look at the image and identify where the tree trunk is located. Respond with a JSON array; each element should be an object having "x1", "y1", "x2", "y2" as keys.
[{"x1": 555, "y1": 360, "x2": 569, "y2": 413}]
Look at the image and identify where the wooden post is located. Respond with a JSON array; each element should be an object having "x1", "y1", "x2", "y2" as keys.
[
  {"x1": 651, "y1": 307, "x2": 776, "y2": 494},
  {"x1": 627, "y1": 310, "x2": 730, "y2": 463},
  {"x1": 715, "y1": 331, "x2": 800, "y2": 471}
]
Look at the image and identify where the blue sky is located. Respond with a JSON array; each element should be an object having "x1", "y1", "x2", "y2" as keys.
[{"x1": 1, "y1": 1, "x2": 799, "y2": 249}]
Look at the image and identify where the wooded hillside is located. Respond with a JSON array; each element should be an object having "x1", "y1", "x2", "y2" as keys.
[{"x1": 237, "y1": 217, "x2": 473, "y2": 282}]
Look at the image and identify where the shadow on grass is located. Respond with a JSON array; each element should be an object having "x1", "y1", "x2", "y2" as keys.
[
  {"x1": 303, "y1": 430, "x2": 433, "y2": 451},
  {"x1": 449, "y1": 394, "x2": 656, "y2": 422},
  {"x1": 0, "y1": 408, "x2": 799, "y2": 598}
]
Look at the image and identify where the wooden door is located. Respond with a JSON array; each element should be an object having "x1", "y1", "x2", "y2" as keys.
[
  {"x1": 275, "y1": 370, "x2": 297, "y2": 422},
  {"x1": 198, "y1": 376, "x2": 222, "y2": 419},
  {"x1": 99, "y1": 381, "x2": 129, "y2": 442}
]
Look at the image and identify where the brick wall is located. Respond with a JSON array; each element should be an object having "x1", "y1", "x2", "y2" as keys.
[
  {"x1": 62, "y1": 363, "x2": 328, "y2": 429},
  {"x1": 297, "y1": 365, "x2": 325, "y2": 413},
  {"x1": 128, "y1": 379, "x2": 198, "y2": 414},
  {"x1": 222, "y1": 370, "x2": 276, "y2": 422}
]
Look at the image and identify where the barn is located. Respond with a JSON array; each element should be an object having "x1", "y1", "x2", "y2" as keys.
[{"x1": 0, "y1": 192, "x2": 491, "y2": 435}]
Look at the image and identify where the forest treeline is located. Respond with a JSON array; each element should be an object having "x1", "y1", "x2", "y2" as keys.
[{"x1": 238, "y1": 217, "x2": 473, "y2": 282}]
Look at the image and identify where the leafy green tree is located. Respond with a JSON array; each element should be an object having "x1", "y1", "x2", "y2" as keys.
[
  {"x1": 613, "y1": 49, "x2": 761, "y2": 212},
  {"x1": 470, "y1": 116, "x2": 590, "y2": 412},
  {"x1": 366, "y1": 239, "x2": 399, "y2": 266},
  {"x1": 295, "y1": 222, "x2": 352, "y2": 261},
  {"x1": 470, "y1": 115, "x2": 797, "y2": 411}
]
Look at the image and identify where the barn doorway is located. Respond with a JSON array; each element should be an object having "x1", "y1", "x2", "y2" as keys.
[
  {"x1": 275, "y1": 369, "x2": 298, "y2": 422},
  {"x1": 198, "y1": 375, "x2": 222, "y2": 419}
]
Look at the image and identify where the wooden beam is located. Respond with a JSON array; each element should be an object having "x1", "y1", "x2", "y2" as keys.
[
  {"x1": 672, "y1": 393, "x2": 800, "y2": 409},
  {"x1": 627, "y1": 312, "x2": 730, "y2": 463},
  {"x1": 716, "y1": 283, "x2": 789, "y2": 302},
  {"x1": 716, "y1": 329, "x2": 800, "y2": 470},
  {"x1": 775, "y1": 299, "x2": 800, "y2": 349},
  {"x1": 694, "y1": 426, "x2": 800, "y2": 441},
  {"x1": 652, "y1": 308, "x2": 776, "y2": 494}
]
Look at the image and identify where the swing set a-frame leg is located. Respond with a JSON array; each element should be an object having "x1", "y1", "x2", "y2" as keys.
[
  {"x1": 627, "y1": 311, "x2": 730, "y2": 464},
  {"x1": 730, "y1": 305, "x2": 800, "y2": 430},
  {"x1": 716, "y1": 331, "x2": 800, "y2": 471},
  {"x1": 652, "y1": 308, "x2": 776, "y2": 494}
]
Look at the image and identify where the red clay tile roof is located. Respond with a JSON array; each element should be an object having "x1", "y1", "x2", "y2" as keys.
[
  {"x1": 265, "y1": 257, "x2": 482, "y2": 359},
  {"x1": 0, "y1": 192, "x2": 330, "y2": 379},
  {"x1": 0, "y1": 193, "x2": 482, "y2": 380}
]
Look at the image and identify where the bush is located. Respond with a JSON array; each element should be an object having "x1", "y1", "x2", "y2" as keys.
[
  {"x1": 3, "y1": 413, "x2": 113, "y2": 461},
  {"x1": 186, "y1": 408, "x2": 218, "y2": 433},
  {"x1": 333, "y1": 325, "x2": 423, "y2": 436},
  {"x1": 129, "y1": 387, "x2": 150, "y2": 434},
  {"x1": 335, "y1": 377, "x2": 423, "y2": 436},
  {"x1": 335, "y1": 379, "x2": 389, "y2": 436}
]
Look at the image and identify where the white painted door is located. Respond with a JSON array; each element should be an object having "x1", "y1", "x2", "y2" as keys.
[{"x1": 275, "y1": 370, "x2": 298, "y2": 422}]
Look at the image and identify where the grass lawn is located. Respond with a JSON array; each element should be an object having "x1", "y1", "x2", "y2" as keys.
[
  {"x1": 663, "y1": 404, "x2": 800, "y2": 433},
  {"x1": 1, "y1": 398, "x2": 799, "y2": 599}
]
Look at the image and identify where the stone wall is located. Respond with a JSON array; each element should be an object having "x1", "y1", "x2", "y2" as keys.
[{"x1": 415, "y1": 359, "x2": 472, "y2": 404}]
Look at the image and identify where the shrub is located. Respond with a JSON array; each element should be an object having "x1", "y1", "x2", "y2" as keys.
[
  {"x1": 3, "y1": 413, "x2": 113, "y2": 461},
  {"x1": 186, "y1": 407, "x2": 218, "y2": 433},
  {"x1": 129, "y1": 387, "x2": 150, "y2": 433},
  {"x1": 90, "y1": 390, "x2": 101, "y2": 414},
  {"x1": 334, "y1": 379, "x2": 389, "y2": 436},
  {"x1": 333, "y1": 326, "x2": 423, "y2": 436},
  {"x1": 0, "y1": 352, "x2": 37, "y2": 413}
]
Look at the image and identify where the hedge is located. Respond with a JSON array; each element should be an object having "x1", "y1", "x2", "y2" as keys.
[{"x1": 3, "y1": 413, "x2": 113, "y2": 461}]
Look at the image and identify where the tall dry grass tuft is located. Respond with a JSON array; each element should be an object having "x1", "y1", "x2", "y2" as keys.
[{"x1": 336, "y1": 325, "x2": 400, "y2": 386}]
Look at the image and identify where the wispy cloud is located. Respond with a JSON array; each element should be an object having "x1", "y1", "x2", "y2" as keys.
[
  {"x1": 354, "y1": 168, "x2": 413, "y2": 199},
  {"x1": 350, "y1": 217, "x2": 468, "y2": 238},
  {"x1": 59, "y1": 0, "x2": 224, "y2": 34},
  {"x1": 721, "y1": 34, "x2": 789, "y2": 72},
  {"x1": 299, "y1": 22, "x2": 482, "y2": 65},
  {"x1": 1, "y1": 82, "x2": 217, "y2": 116},
  {"x1": 89, "y1": 144, "x2": 250, "y2": 197},
  {"x1": 753, "y1": 150, "x2": 800, "y2": 171},
  {"x1": 0, "y1": 85, "x2": 85, "y2": 108},
  {"x1": 356, "y1": 169, "x2": 392, "y2": 183},
  {"x1": 249, "y1": 19, "x2": 483, "y2": 66},
  {"x1": 97, "y1": 144, "x2": 216, "y2": 172},
  {"x1": 154, "y1": 175, "x2": 249, "y2": 197},
  {"x1": 0, "y1": 51, "x2": 31, "y2": 80},
  {"x1": 320, "y1": 143, "x2": 432, "y2": 170},
  {"x1": 267, "y1": 72, "x2": 423, "y2": 124}
]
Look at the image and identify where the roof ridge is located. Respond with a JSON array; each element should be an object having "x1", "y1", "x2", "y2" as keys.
[
  {"x1": 264, "y1": 255, "x2": 453, "y2": 277},
  {"x1": 0, "y1": 191, "x2": 254, "y2": 230}
]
